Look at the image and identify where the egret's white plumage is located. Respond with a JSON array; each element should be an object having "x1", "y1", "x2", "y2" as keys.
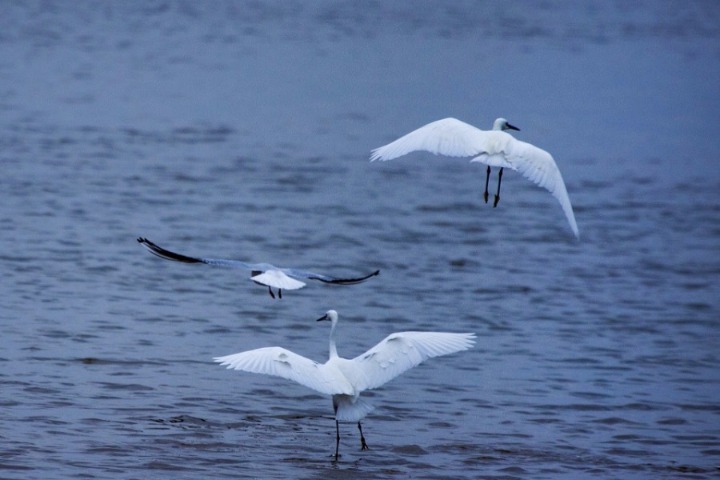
[
  {"x1": 214, "y1": 310, "x2": 476, "y2": 459},
  {"x1": 370, "y1": 117, "x2": 579, "y2": 238},
  {"x1": 137, "y1": 238, "x2": 379, "y2": 299}
]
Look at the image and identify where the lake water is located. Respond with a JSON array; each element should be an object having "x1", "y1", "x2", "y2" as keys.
[{"x1": 1, "y1": 1, "x2": 719, "y2": 479}]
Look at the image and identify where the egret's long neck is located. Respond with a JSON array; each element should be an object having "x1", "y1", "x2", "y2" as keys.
[{"x1": 328, "y1": 321, "x2": 339, "y2": 359}]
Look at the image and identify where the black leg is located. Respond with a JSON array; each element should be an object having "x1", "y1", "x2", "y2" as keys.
[
  {"x1": 278, "y1": 289, "x2": 282, "y2": 299},
  {"x1": 268, "y1": 287, "x2": 275, "y2": 299},
  {"x1": 358, "y1": 422, "x2": 369, "y2": 450},
  {"x1": 483, "y1": 165, "x2": 491, "y2": 203},
  {"x1": 334, "y1": 420, "x2": 340, "y2": 460},
  {"x1": 493, "y1": 167, "x2": 503, "y2": 207}
]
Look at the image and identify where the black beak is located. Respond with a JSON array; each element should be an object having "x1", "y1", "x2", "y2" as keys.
[
  {"x1": 506, "y1": 122, "x2": 520, "y2": 131},
  {"x1": 316, "y1": 313, "x2": 329, "y2": 322}
]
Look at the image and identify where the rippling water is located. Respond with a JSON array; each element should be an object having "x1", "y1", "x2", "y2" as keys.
[{"x1": 1, "y1": 1, "x2": 719, "y2": 479}]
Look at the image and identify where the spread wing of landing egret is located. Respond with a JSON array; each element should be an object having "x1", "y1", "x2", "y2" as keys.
[
  {"x1": 137, "y1": 238, "x2": 379, "y2": 299},
  {"x1": 370, "y1": 117, "x2": 579, "y2": 238},
  {"x1": 214, "y1": 310, "x2": 475, "y2": 460}
]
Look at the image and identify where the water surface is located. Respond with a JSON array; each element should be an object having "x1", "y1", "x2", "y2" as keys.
[{"x1": 1, "y1": 1, "x2": 719, "y2": 479}]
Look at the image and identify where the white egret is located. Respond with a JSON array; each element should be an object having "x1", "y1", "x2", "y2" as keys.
[
  {"x1": 137, "y1": 238, "x2": 379, "y2": 299},
  {"x1": 370, "y1": 117, "x2": 579, "y2": 238},
  {"x1": 214, "y1": 310, "x2": 476, "y2": 459}
]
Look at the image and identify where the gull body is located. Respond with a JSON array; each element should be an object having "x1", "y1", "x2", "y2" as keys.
[
  {"x1": 137, "y1": 238, "x2": 379, "y2": 299},
  {"x1": 214, "y1": 310, "x2": 476, "y2": 459},
  {"x1": 370, "y1": 117, "x2": 579, "y2": 238}
]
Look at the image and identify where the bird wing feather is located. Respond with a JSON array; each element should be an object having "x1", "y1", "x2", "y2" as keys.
[
  {"x1": 348, "y1": 332, "x2": 476, "y2": 391},
  {"x1": 498, "y1": 140, "x2": 579, "y2": 238},
  {"x1": 282, "y1": 268, "x2": 380, "y2": 285},
  {"x1": 214, "y1": 347, "x2": 353, "y2": 395},
  {"x1": 370, "y1": 118, "x2": 490, "y2": 161},
  {"x1": 137, "y1": 237, "x2": 254, "y2": 269}
]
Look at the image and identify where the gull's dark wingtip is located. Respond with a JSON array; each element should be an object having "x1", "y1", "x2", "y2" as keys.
[
  {"x1": 137, "y1": 237, "x2": 158, "y2": 247},
  {"x1": 329, "y1": 268, "x2": 380, "y2": 285},
  {"x1": 137, "y1": 237, "x2": 162, "y2": 251},
  {"x1": 136, "y1": 237, "x2": 203, "y2": 264}
]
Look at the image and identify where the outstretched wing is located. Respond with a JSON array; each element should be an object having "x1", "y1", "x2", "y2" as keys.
[
  {"x1": 283, "y1": 268, "x2": 380, "y2": 285},
  {"x1": 214, "y1": 347, "x2": 353, "y2": 396},
  {"x1": 348, "y1": 332, "x2": 476, "y2": 391},
  {"x1": 137, "y1": 237, "x2": 254, "y2": 269},
  {"x1": 370, "y1": 118, "x2": 490, "y2": 161},
  {"x1": 498, "y1": 140, "x2": 579, "y2": 238}
]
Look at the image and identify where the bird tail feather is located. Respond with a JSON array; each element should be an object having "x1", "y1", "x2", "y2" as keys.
[{"x1": 333, "y1": 395, "x2": 375, "y2": 422}]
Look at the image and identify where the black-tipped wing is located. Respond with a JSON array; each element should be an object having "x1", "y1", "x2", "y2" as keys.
[
  {"x1": 283, "y1": 268, "x2": 380, "y2": 285},
  {"x1": 137, "y1": 237, "x2": 204, "y2": 264},
  {"x1": 136, "y1": 237, "x2": 254, "y2": 269}
]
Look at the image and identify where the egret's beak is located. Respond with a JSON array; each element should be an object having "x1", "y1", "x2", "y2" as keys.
[
  {"x1": 505, "y1": 122, "x2": 520, "y2": 132},
  {"x1": 316, "y1": 313, "x2": 330, "y2": 322}
]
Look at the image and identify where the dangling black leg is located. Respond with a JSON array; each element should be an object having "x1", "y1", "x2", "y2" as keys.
[
  {"x1": 333, "y1": 420, "x2": 340, "y2": 461},
  {"x1": 268, "y1": 287, "x2": 275, "y2": 299},
  {"x1": 493, "y1": 167, "x2": 504, "y2": 208},
  {"x1": 278, "y1": 289, "x2": 282, "y2": 299},
  {"x1": 483, "y1": 165, "x2": 491, "y2": 204},
  {"x1": 358, "y1": 422, "x2": 369, "y2": 450}
]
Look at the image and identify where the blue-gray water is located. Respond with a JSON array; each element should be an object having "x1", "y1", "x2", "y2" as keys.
[{"x1": 2, "y1": 1, "x2": 719, "y2": 479}]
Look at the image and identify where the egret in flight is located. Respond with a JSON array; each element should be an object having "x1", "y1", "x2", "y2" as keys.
[
  {"x1": 214, "y1": 310, "x2": 475, "y2": 460},
  {"x1": 137, "y1": 238, "x2": 379, "y2": 299},
  {"x1": 370, "y1": 117, "x2": 579, "y2": 238}
]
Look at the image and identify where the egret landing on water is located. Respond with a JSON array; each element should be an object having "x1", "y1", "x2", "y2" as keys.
[
  {"x1": 370, "y1": 117, "x2": 579, "y2": 239},
  {"x1": 137, "y1": 238, "x2": 379, "y2": 299},
  {"x1": 214, "y1": 310, "x2": 476, "y2": 460}
]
